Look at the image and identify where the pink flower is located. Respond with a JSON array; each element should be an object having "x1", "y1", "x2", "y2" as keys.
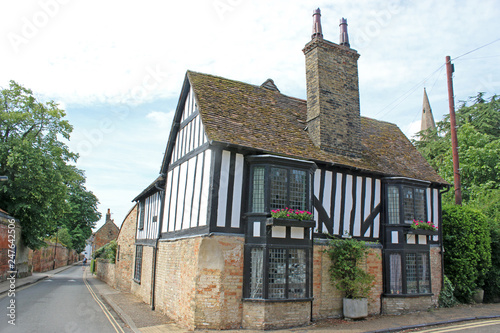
[{"x1": 286, "y1": 214, "x2": 290, "y2": 217}]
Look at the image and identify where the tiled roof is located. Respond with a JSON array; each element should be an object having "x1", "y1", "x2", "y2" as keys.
[{"x1": 188, "y1": 71, "x2": 447, "y2": 185}]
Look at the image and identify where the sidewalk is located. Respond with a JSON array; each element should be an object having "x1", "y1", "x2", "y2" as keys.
[
  {"x1": 87, "y1": 270, "x2": 500, "y2": 333},
  {"x1": 0, "y1": 262, "x2": 78, "y2": 296}
]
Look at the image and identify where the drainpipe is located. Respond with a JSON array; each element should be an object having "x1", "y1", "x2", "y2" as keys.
[
  {"x1": 151, "y1": 176, "x2": 166, "y2": 311},
  {"x1": 439, "y1": 185, "x2": 450, "y2": 290}
]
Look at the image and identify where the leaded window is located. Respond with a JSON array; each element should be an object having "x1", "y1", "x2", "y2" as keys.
[
  {"x1": 250, "y1": 165, "x2": 310, "y2": 213},
  {"x1": 134, "y1": 245, "x2": 143, "y2": 283},
  {"x1": 248, "y1": 247, "x2": 309, "y2": 300},
  {"x1": 386, "y1": 184, "x2": 427, "y2": 224},
  {"x1": 387, "y1": 251, "x2": 431, "y2": 295}
]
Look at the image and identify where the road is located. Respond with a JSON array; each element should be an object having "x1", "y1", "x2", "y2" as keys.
[
  {"x1": 406, "y1": 318, "x2": 500, "y2": 333},
  {"x1": 0, "y1": 266, "x2": 131, "y2": 333}
]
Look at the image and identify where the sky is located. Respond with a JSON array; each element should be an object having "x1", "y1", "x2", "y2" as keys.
[{"x1": 1, "y1": 0, "x2": 499, "y2": 230}]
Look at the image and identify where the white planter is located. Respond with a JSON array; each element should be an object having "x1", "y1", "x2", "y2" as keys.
[
  {"x1": 343, "y1": 298, "x2": 368, "y2": 319},
  {"x1": 473, "y1": 289, "x2": 484, "y2": 303}
]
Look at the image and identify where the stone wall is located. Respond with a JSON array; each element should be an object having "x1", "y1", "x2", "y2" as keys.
[
  {"x1": 96, "y1": 259, "x2": 116, "y2": 287},
  {"x1": 115, "y1": 205, "x2": 137, "y2": 292}
]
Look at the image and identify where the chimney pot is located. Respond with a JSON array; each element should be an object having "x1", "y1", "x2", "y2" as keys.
[
  {"x1": 339, "y1": 17, "x2": 350, "y2": 47},
  {"x1": 312, "y1": 8, "x2": 323, "y2": 39}
]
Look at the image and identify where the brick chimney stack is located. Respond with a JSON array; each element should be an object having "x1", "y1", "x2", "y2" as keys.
[
  {"x1": 106, "y1": 208, "x2": 112, "y2": 223},
  {"x1": 303, "y1": 9, "x2": 361, "y2": 158}
]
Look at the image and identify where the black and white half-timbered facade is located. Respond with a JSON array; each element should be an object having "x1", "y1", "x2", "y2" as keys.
[{"x1": 128, "y1": 9, "x2": 448, "y2": 330}]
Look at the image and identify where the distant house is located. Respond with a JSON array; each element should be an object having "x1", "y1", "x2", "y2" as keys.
[
  {"x1": 126, "y1": 9, "x2": 448, "y2": 330},
  {"x1": 90, "y1": 209, "x2": 119, "y2": 255}
]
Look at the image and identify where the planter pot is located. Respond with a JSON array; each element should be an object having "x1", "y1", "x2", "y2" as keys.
[
  {"x1": 343, "y1": 298, "x2": 368, "y2": 319},
  {"x1": 406, "y1": 229, "x2": 438, "y2": 236},
  {"x1": 473, "y1": 288, "x2": 484, "y2": 303}
]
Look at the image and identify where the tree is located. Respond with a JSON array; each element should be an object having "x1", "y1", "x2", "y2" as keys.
[
  {"x1": 414, "y1": 93, "x2": 500, "y2": 204},
  {"x1": 0, "y1": 81, "x2": 100, "y2": 249},
  {"x1": 414, "y1": 93, "x2": 499, "y2": 302}
]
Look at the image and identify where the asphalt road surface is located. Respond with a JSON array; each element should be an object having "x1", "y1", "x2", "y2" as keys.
[
  {"x1": 405, "y1": 318, "x2": 500, "y2": 333},
  {"x1": 0, "y1": 266, "x2": 130, "y2": 333}
]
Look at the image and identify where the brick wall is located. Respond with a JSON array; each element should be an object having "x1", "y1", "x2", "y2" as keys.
[
  {"x1": 0, "y1": 216, "x2": 30, "y2": 281},
  {"x1": 304, "y1": 38, "x2": 362, "y2": 158},
  {"x1": 430, "y1": 246, "x2": 443, "y2": 304},
  {"x1": 31, "y1": 241, "x2": 80, "y2": 273},
  {"x1": 242, "y1": 301, "x2": 311, "y2": 330},
  {"x1": 154, "y1": 235, "x2": 244, "y2": 330},
  {"x1": 313, "y1": 243, "x2": 383, "y2": 319},
  {"x1": 115, "y1": 205, "x2": 137, "y2": 292}
]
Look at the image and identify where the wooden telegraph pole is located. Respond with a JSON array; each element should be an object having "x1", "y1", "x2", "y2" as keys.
[{"x1": 445, "y1": 55, "x2": 462, "y2": 205}]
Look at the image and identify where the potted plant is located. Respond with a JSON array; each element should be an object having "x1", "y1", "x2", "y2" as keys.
[{"x1": 324, "y1": 235, "x2": 376, "y2": 319}]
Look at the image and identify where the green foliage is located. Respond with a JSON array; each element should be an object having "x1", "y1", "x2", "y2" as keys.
[
  {"x1": 90, "y1": 259, "x2": 95, "y2": 274},
  {"x1": 324, "y1": 236, "x2": 375, "y2": 299},
  {"x1": 0, "y1": 81, "x2": 100, "y2": 249},
  {"x1": 49, "y1": 227, "x2": 73, "y2": 249},
  {"x1": 439, "y1": 275, "x2": 459, "y2": 308},
  {"x1": 93, "y1": 240, "x2": 118, "y2": 264},
  {"x1": 414, "y1": 93, "x2": 500, "y2": 205},
  {"x1": 484, "y1": 220, "x2": 500, "y2": 302},
  {"x1": 442, "y1": 204, "x2": 491, "y2": 302}
]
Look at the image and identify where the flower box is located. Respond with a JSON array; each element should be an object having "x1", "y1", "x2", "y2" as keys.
[
  {"x1": 266, "y1": 217, "x2": 315, "y2": 228},
  {"x1": 406, "y1": 229, "x2": 438, "y2": 236}
]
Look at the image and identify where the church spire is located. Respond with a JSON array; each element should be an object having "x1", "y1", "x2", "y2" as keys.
[{"x1": 421, "y1": 88, "x2": 436, "y2": 132}]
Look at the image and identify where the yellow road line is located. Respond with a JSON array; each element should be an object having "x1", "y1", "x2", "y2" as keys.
[
  {"x1": 416, "y1": 318, "x2": 500, "y2": 332},
  {"x1": 83, "y1": 269, "x2": 125, "y2": 333}
]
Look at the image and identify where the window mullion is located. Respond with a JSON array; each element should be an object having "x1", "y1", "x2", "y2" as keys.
[{"x1": 285, "y1": 248, "x2": 289, "y2": 299}]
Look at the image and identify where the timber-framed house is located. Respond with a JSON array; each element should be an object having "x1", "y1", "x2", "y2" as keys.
[{"x1": 127, "y1": 9, "x2": 448, "y2": 330}]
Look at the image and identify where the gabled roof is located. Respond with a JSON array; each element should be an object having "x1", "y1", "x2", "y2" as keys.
[{"x1": 187, "y1": 71, "x2": 447, "y2": 185}]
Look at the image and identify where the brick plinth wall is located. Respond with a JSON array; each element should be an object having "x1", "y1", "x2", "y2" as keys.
[
  {"x1": 312, "y1": 243, "x2": 383, "y2": 319},
  {"x1": 242, "y1": 301, "x2": 311, "y2": 330},
  {"x1": 154, "y1": 235, "x2": 244, "y2": 330}
]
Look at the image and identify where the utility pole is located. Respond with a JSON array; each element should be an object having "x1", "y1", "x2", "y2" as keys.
[{"x1": 446, "y1": 55, "x2": 462, "y2": 205}]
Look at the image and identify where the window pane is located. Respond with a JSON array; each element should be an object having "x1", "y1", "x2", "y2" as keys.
[
  {"x1": 249, "y1": 248, "x2": 264, "y2": 298},
  {"x1": 134, "y1": 245, "x2": 143, "y2": 282},
  {"x1": 268, "y1": 248, "x2": 286, "y2": 299},
  {"x1": 288, "y1": 249, "x2": 307, "y2": 298},
  {"x1": 414, "y1": 188, "x2": 426, "y2": 221},
  {"x1": 403, "y1": 187, "x2": 414, "y2": 223},
  {"x1": 418, "y1": 253, "x2": 431, "y2": 293},
  {"x1": 289, "y1": 170, "x2": 307, "y2": 211},
  {"x1": 252, "y1": 167, "x2": 265, "y2": 212},
  {"x1": 387, "y1": 186, "x2": 400, "y2": 224},
  {"x1": 389, "y1": 253, "x2": 402, "y2": 294},
  {"x1": 270, "y1": 167, "x2": 287, "y2": 210},
  {"x1": 406, "y1": 253, "x2": 418, "y2": 294}
]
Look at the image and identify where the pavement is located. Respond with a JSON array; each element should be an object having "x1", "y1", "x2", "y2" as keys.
[{"x1": 2, "y1": 264, "x2": 500, "y2": 332}]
